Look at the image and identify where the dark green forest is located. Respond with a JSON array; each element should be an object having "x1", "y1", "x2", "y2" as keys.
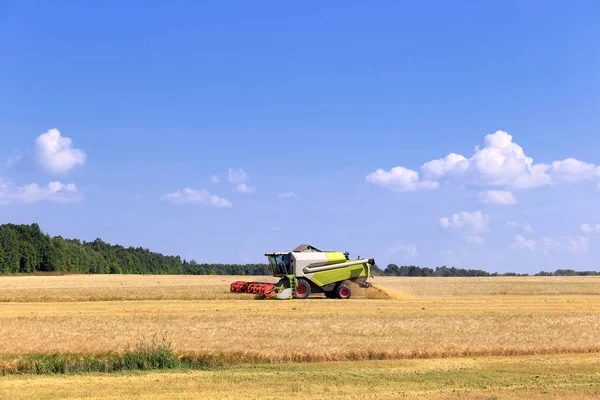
[
  {"x1": 0, "y1": 223, "x2": 270, "y2": 275},
  {"x1": 0, "y1": 224, "x2": 597, "y2": 277}
]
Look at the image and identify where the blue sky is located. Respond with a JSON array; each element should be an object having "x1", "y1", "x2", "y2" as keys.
[{"x1": 1, "y1": 1, "x2": 599, "y2": 272}]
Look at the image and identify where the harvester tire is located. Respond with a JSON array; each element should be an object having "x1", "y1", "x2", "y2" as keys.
[
  {"x1": 336, "y1": 281, "x2": 352, "y2": 299},
  {"x1": 293, "y1": 279, "x2": 311, "y2": 299},
  {"x1": 325, "y1": 291, "x2": 337, "y2": 299}
]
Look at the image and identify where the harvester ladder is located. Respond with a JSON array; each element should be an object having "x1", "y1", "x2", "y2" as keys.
[{"x1": 287, "y1": 275, "x2": 298, "y2": 294}]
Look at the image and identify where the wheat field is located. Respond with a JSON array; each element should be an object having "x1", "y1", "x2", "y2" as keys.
[
  {"x1": 1, "y1": 295, "x2": 600, "y2": 358},
  {"x1": 2, "y1": 274, "x2": 600, "y2": 302},
  {"x1": 1, "y1": 275, "x2": 600, "y2": 399}
]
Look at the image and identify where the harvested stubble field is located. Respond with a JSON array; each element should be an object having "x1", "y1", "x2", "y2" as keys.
[{"x1": 1, "y1": 275, "x2": 600, "y2": 399}]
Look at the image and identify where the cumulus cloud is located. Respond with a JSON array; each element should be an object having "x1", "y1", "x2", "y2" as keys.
[
  {"x1": 366, "y1": 166, "x2": 439, "y2": 192},
  {"x1": 386, "y1": 243, "x2": 418, "y2": 258},
  {"x1": 210, "y1": 168, "x2": 257, "y2": 193},
  {"x1": 511, "y1": 235, "x2": 536, "y2": 251},
  {"x1": 552, "y1": 159, "x2": 600, "y2": 182},
  {"x1": 421, "y1": 153, "x2": 469, "y2": 180},
  {"x1": 506, "y1": 221, "x2": 534, "y2": 233},
  {"x1": 227, "y1": 168, "x2": 248, "y2": 185},
  {"x1": 234, "y1": 183, "x2": 256, "y2": 193},
  {"x1": 580, "y1": 224, "x2": 600, "y2": 234},
  {"x1": 565, "y1": 236, "x2": 589, "y2": 254},
  {"x1": 367, "y1": 130, "x2": 599, "y2": 192},
  {"x1": 465, "y1": 235, "x2": 486, "y2": 245},
  {"x1": 539, "y1": 236, "x2": 589, "y2": 254},
  {"x1": 0, "y1": 178, "x2": 81, "y2": 204},
  {"x1": 541, "y1": 237, "x2": 561, "y2": 253},
  {"x1": 227, "y1": 168, "x2": 256, "y2": 193},
  {"x1": 439, "y1": 211, "x2": 489, "y2": 233},
  {"x1": 478, "y1": 190, "x2": 517, "y2": 205},
  {"x1": 278, "y1": 192, "x2": 296, "y2": 198},
  {"x1": 161, "y1": 188, "x2": 232, "y2": 208},
  {"x1": 34, "y1": 129, "x2": 86, "y2": 174}
]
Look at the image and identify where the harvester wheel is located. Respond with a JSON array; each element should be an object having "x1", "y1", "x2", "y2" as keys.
[
  {"x1": 293, "y1": 279, "x2": 311, "y2": 299},
  {"x1": 325, "y1": 291, "x2": 337, "y2": 299},
  {"x1": 336, "y1": 281, "x2": 352, "y2": 299}
]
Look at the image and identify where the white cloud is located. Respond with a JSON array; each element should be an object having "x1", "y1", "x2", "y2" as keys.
[
  {"x1": 227, "y1": 168, "x2": 255, "y2": 193},
  {"x1": 421, "y1": 153, "x2": 469, "y2": 180},
  {"x1": 470, "y1": 131, "x2": 550, "y2": 188},
  {"x1": 465, "y1": 235, "x2": 486, "y2": 245},
  {"x1": 34, "y1": 129, "x2": 86, "y2": 174},
  {"x1": 278, "y1": 192, "x2": 296, "y2": 198},
  {"x1": 541, "y1": 237, "x2": 561, "y2": 254},
  {"x1": 540, "y1": 236, "x2": 589, "y2": 254},
  {"x1": 511, "y1": 234, "x2": 536, "y2": 251},
  {"x1": 271, "y1": 226, "x2": 281, "y2": 232},
  {"x1": 210, "y1": 175, "x2": 220, "y2": 184},
  {"x1": 386, "y1": 243, "x2": 418, "y2": 258},
  {"x1": 552, "y1": 158, "x2": 600, "y2": 182},
  {"x1": 439, "y1": 211, "x2": 489, "y2": 233},
  {"x1": 366, "y1": 166, "x2": 439, "y2": 192},
  {"x1": 0, "y1": 178, "x2": 81, "y2": 204},
  {"x1": 228, "y1": 168, "x2": 248, "y2": 185},
  {"x1": 367, "y1": 130, "x2": 599, "y2": 192},
  {"x1": 565, "y1": 236, "x2": 589, "y2": 254},
  {"x1": 234, "y1": 183, "x2": 256, "y2": 193},
  {"x1": 161, "y1": 188, "x2": 232, "y2": 208},
  {"x1": 478, "y1": 190, "x2": 517, "y2": 205},
  {"x1": 506, "y1": 221, "x2": 534, "y2": 233},
  {"x1": 522, "y1": 223, "x2": 534, "y2": 234},
  {"x1": 580, "y1": 224, "x2": 600, "y2": 234}
]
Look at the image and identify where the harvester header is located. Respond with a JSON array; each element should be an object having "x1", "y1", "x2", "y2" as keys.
[{"x1": 230, "y1": 244, "x2": 375, "y2": 299}]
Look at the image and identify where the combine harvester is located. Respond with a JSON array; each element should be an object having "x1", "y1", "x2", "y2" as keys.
[{"x1": 230, "y1": 244, "x2": 375, "y2": 300}]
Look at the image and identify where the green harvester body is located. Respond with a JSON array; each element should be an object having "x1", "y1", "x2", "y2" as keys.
[{"x1": 230, "y1": 244, "x2": 375, "y2": 300}]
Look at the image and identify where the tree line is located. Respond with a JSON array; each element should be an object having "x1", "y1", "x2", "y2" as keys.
[
  {"x1": 0, "y1": 224, "x2": 598, "y2": 277},
  {"x1": 379, "y1": 264, "x2": 600, "y2": 277},
  {"x1": 0, "y1": 223, "x2": 269, "y2": 275}
]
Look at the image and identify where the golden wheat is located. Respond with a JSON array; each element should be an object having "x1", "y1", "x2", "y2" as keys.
[
  {"x1": 0, "y1": 274, "x2": 264, "y2": 302},
  {"x1": 2, "y1": 275, "x2": 600, "y2": 399},
  {"x1": 1, "y1": 286, "x2": 599, "y2": 359},
  {"x1": 2, "y1": 275, "x2": 600, "y2": 302}
]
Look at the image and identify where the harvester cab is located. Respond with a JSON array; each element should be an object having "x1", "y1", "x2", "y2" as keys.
[{"x1": 230, "y1": 244, "x2": 375, "y2": 300}]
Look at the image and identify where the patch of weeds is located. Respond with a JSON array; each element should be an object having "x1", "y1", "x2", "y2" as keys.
[
  {"x1": 1, "y1": 331, "x2": 181, "y2": 375},
  {"x1": 122, "y1": 332, "x2": 179, "y2": 370}
]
